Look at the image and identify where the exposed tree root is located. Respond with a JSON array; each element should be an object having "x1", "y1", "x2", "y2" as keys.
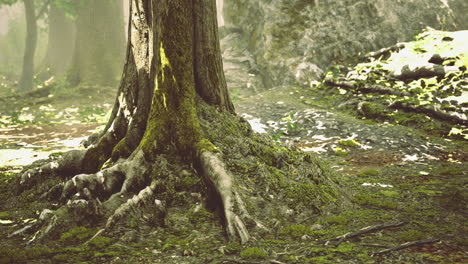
[
  {"x1": 199, "y1": 151, "x2": 251, "y2": 243},
  {"x1": 12, "y1": 101, "x2": 343, "y2": 247},
  {"x1": 325, "y1": 221, "x2": 407, "y2": 245}
]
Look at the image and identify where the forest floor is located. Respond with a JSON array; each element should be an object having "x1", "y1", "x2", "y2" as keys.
[
  {"x1": 0, "y1": 30, "x2": 467, "y2": 263},
  {"x1": 0, "y1": 74, "x2": 466, "y2": 263}
]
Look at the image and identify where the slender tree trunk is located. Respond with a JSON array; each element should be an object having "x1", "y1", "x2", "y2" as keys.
[
  {"x1": 38, "y1": 3, "x2": 75, "y2": 78},
  {"x1": 17, "y1": 0, "x2": 37, "y2": 92},
  {"x1": 67, "y1": 0, "x2": 125, "y2": 86}
]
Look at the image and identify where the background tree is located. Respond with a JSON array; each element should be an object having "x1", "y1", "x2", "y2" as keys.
[
  {"x1": 0, "y1": 0, "x2": 51, "y2": 91},
  {"x1": 66, "y1": 0, "x2": 125, "y2": 86},
  {"x1": 37, "y1": 0, "x2": 75, "y2": 78},
  {"x1": 17, "y1": 0, "x2": 342, "y2": 243},
  {"x1": 17, "y1": 0, "x2": 37, "y2": 92}
]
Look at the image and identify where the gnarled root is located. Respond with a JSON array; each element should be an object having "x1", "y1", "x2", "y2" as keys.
[
  {"x1": 18, "y1": 149, "x2": 86, "y2": 192},
  {"x1": 199, "y1": 151, "x2": 265, "y2": 244},
  {"x1": 44, "y1": 163, "x2": 126, "y2": 202}
]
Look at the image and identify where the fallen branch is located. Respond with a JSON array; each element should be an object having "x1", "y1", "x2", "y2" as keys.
[
  {"x1": 390, "y1": 101, "x2": 467, "y2": 125},
  {"x1": 365, "y1": 43, "x2": 407, "y2": 59},
  {"x1": 324, "y1": 79, "x2": 410, "y2": 96},
  {"x1": 390, "y1": 63, "x2": 459, "y2": 80},
  {"x1": 372, "y1": 238, "x2": 440, "y2": 256},
  {"x1": 361, "y1": 244, "x2": 391, "y2": 248},
  {"x1": 325, "y1": 222, "x2": 407, "y2": 245}
]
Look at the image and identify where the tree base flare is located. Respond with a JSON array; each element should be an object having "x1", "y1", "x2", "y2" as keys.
[{"x1": 8, "y1": 101, "x2": 347, "y2": 246}]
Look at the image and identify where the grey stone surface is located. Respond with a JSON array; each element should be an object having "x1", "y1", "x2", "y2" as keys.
[{"x1": 220, "y1": 0, "x2": 468, "y2": 93}]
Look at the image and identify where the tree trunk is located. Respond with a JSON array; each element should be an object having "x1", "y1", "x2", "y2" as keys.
[
  {"x1": 16, "y1": 0, "x2": 344, "y2": 245},
  {"x1": 38, "y1": 3, "x2": 75, "y2": 78},
  {"x1": 17, "y1": 0, "x2": 37, "y2": 92},
  {"x1": 67, "y1": 0, "x2": 125, "y2": 86}
]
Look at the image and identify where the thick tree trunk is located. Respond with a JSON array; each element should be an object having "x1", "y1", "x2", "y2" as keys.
[
  {"x1": 67, "y1": 0, "x2": 125, "y2": 86},
  {"x1": 38, "y1": 3, "x2": 75, "y2": 78},
  {"x1": 16, "y1": 0, "x2": 343, "y2": 245},
  {"x1": 17, "y1": 0, "x2": 37, "y2": 92}
]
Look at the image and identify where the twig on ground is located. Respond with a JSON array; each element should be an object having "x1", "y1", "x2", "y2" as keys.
[
  {"x1": 361, "y1": 244, "x2": 391, "y2": 248},
  {"x1": 325, "y1": 222, "x2": 407, "y2": 245},
  {"x1": 372, "y1": 238, "x2": 440, "y2": 255}
]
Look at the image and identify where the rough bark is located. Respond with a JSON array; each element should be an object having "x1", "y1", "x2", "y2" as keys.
[
  {"x1": 38, "y1": 3, "x2": 75, "y2": 78},
  {"x1": 194, "y1": 0, "x2": 235, "y2": 113},
  {"x1": 17, "y1": 0, "x2": 37, "y2": 92},
  {"x1": 67, "y1": 0, "x2": 125, "y2": 86}
]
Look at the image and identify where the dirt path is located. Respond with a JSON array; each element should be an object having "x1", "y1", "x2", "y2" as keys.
[{"x1": 0, "y1": 123, "x2": 100, "y2": 167}]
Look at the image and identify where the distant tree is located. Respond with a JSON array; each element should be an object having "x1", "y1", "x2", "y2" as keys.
[
  {"x1": 18, "y1": 0, "x2": 37, "y2": 92},
  {"x1": 67, "y1": 0, "x2": 125, "y2": 86},
  {"x1": 0, "y1": 0, "x2": 50, "y2": 91},
  {"x1": 38, "y1": 0, "x2": 75, "y2": 78}
]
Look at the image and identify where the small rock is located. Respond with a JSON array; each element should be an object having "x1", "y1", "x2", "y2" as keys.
[{"x1": 310, "y1": 224, "x2": 324, "y2": 230}]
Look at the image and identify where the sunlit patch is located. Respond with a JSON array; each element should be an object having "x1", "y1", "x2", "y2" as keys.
[
  {"x1": 247, "y1": 118, "x2": 268, "y2": 133},
  {"x1": 0, "y1": 149, "x2": 50, "y2": 166},
  {"x1": 0, "y1": 219, "x2": 14, "y2": 225},
  {"x1": 301, "y1": 144, "x2": 327, "y2": 153},
  {"x1": 402, "y1": 154, "x2": 419, "y2": 161},
  {"x1": 362, "y1": 183, "x2": 394, "y2": 188}
]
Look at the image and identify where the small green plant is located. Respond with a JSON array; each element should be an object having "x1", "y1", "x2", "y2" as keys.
[
  {"x1": 282, "y1": 112, "x2": 301, "y2": 135},
  {"x1": 397, "y1": 230, "x2": 425, "y2": 242},
  {"x1": 60, "y1": 226, "x2": 95, "y2": 242},
  {"x1": 338, "y1": 139, "x2": 360, "y2": 147},
  {"x1": 357, "y1": 168, "x2": 379, "y2": 177},
  {"x1": 326, "y1": 215, "x2": 349, "y2": 225},
  {"x1": 240, "y1": 247, "x2": 267, "y2": 260},
  {"x1": 334, "y1": 147, "x2": 348, "y2": 156},
  {"x1": 279, "y1": 224, "x2": 310, "y2": 238}
]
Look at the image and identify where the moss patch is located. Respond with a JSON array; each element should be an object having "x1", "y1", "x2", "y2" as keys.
[{"x1": 240, "y1": 247, "x2": 267, "y2": 260}]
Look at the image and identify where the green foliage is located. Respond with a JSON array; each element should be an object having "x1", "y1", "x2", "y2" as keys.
[
  {"x1": 357, "y1": 168, "x2": 379, "y2": 177},
  {"x1": 240, "y1": 247, "x2": 267, "y2": 260},
  {"x1": 326, "y1": 214, "x2": 349, "y2": 225},
  {"x1": 436, "y1": 166, "x2": 463, "y2": 176},
  {"x1": 397, "y1": 230, "x2": 425, "y2": 242},
  {"x1": 52, "y1": 0, "x2": 78, "y2": 19},
  {"x1": 320, "y1": 30, "x2": 467, "y2": 137},
  {"x1": 352, "y1": 193, "x2": 398, "y2": 209},
  {"x1": 86, "y1": 236, "x2": 113, "y2": 249},
  {"x1": 60, "y1": 226, "x2": 95, "y2": 242},
  {"x1": 279, "y1": 224, "x2": 310, "y2": 238},
  {"x1": 0, "y1": 247, "x2": 52, "y2": 263},
  {"x1": 282, "y1": 111, "x2": 302, "y2": 135},
  {"x1": 333, "y1": 147, "x2": 348, "y2": 157},
  {"x1": 0, "y1": 0, "x2": 18, "y2": 6},
  {"x1": 188, "y1": 207, "x2": 212, "y2": 224},
  {"x1": 448, "y1": 127, "x2": 468, "y2": 140},
  {"x1": 338, "y1": 139, "x2": 360, "y2": 147}
]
